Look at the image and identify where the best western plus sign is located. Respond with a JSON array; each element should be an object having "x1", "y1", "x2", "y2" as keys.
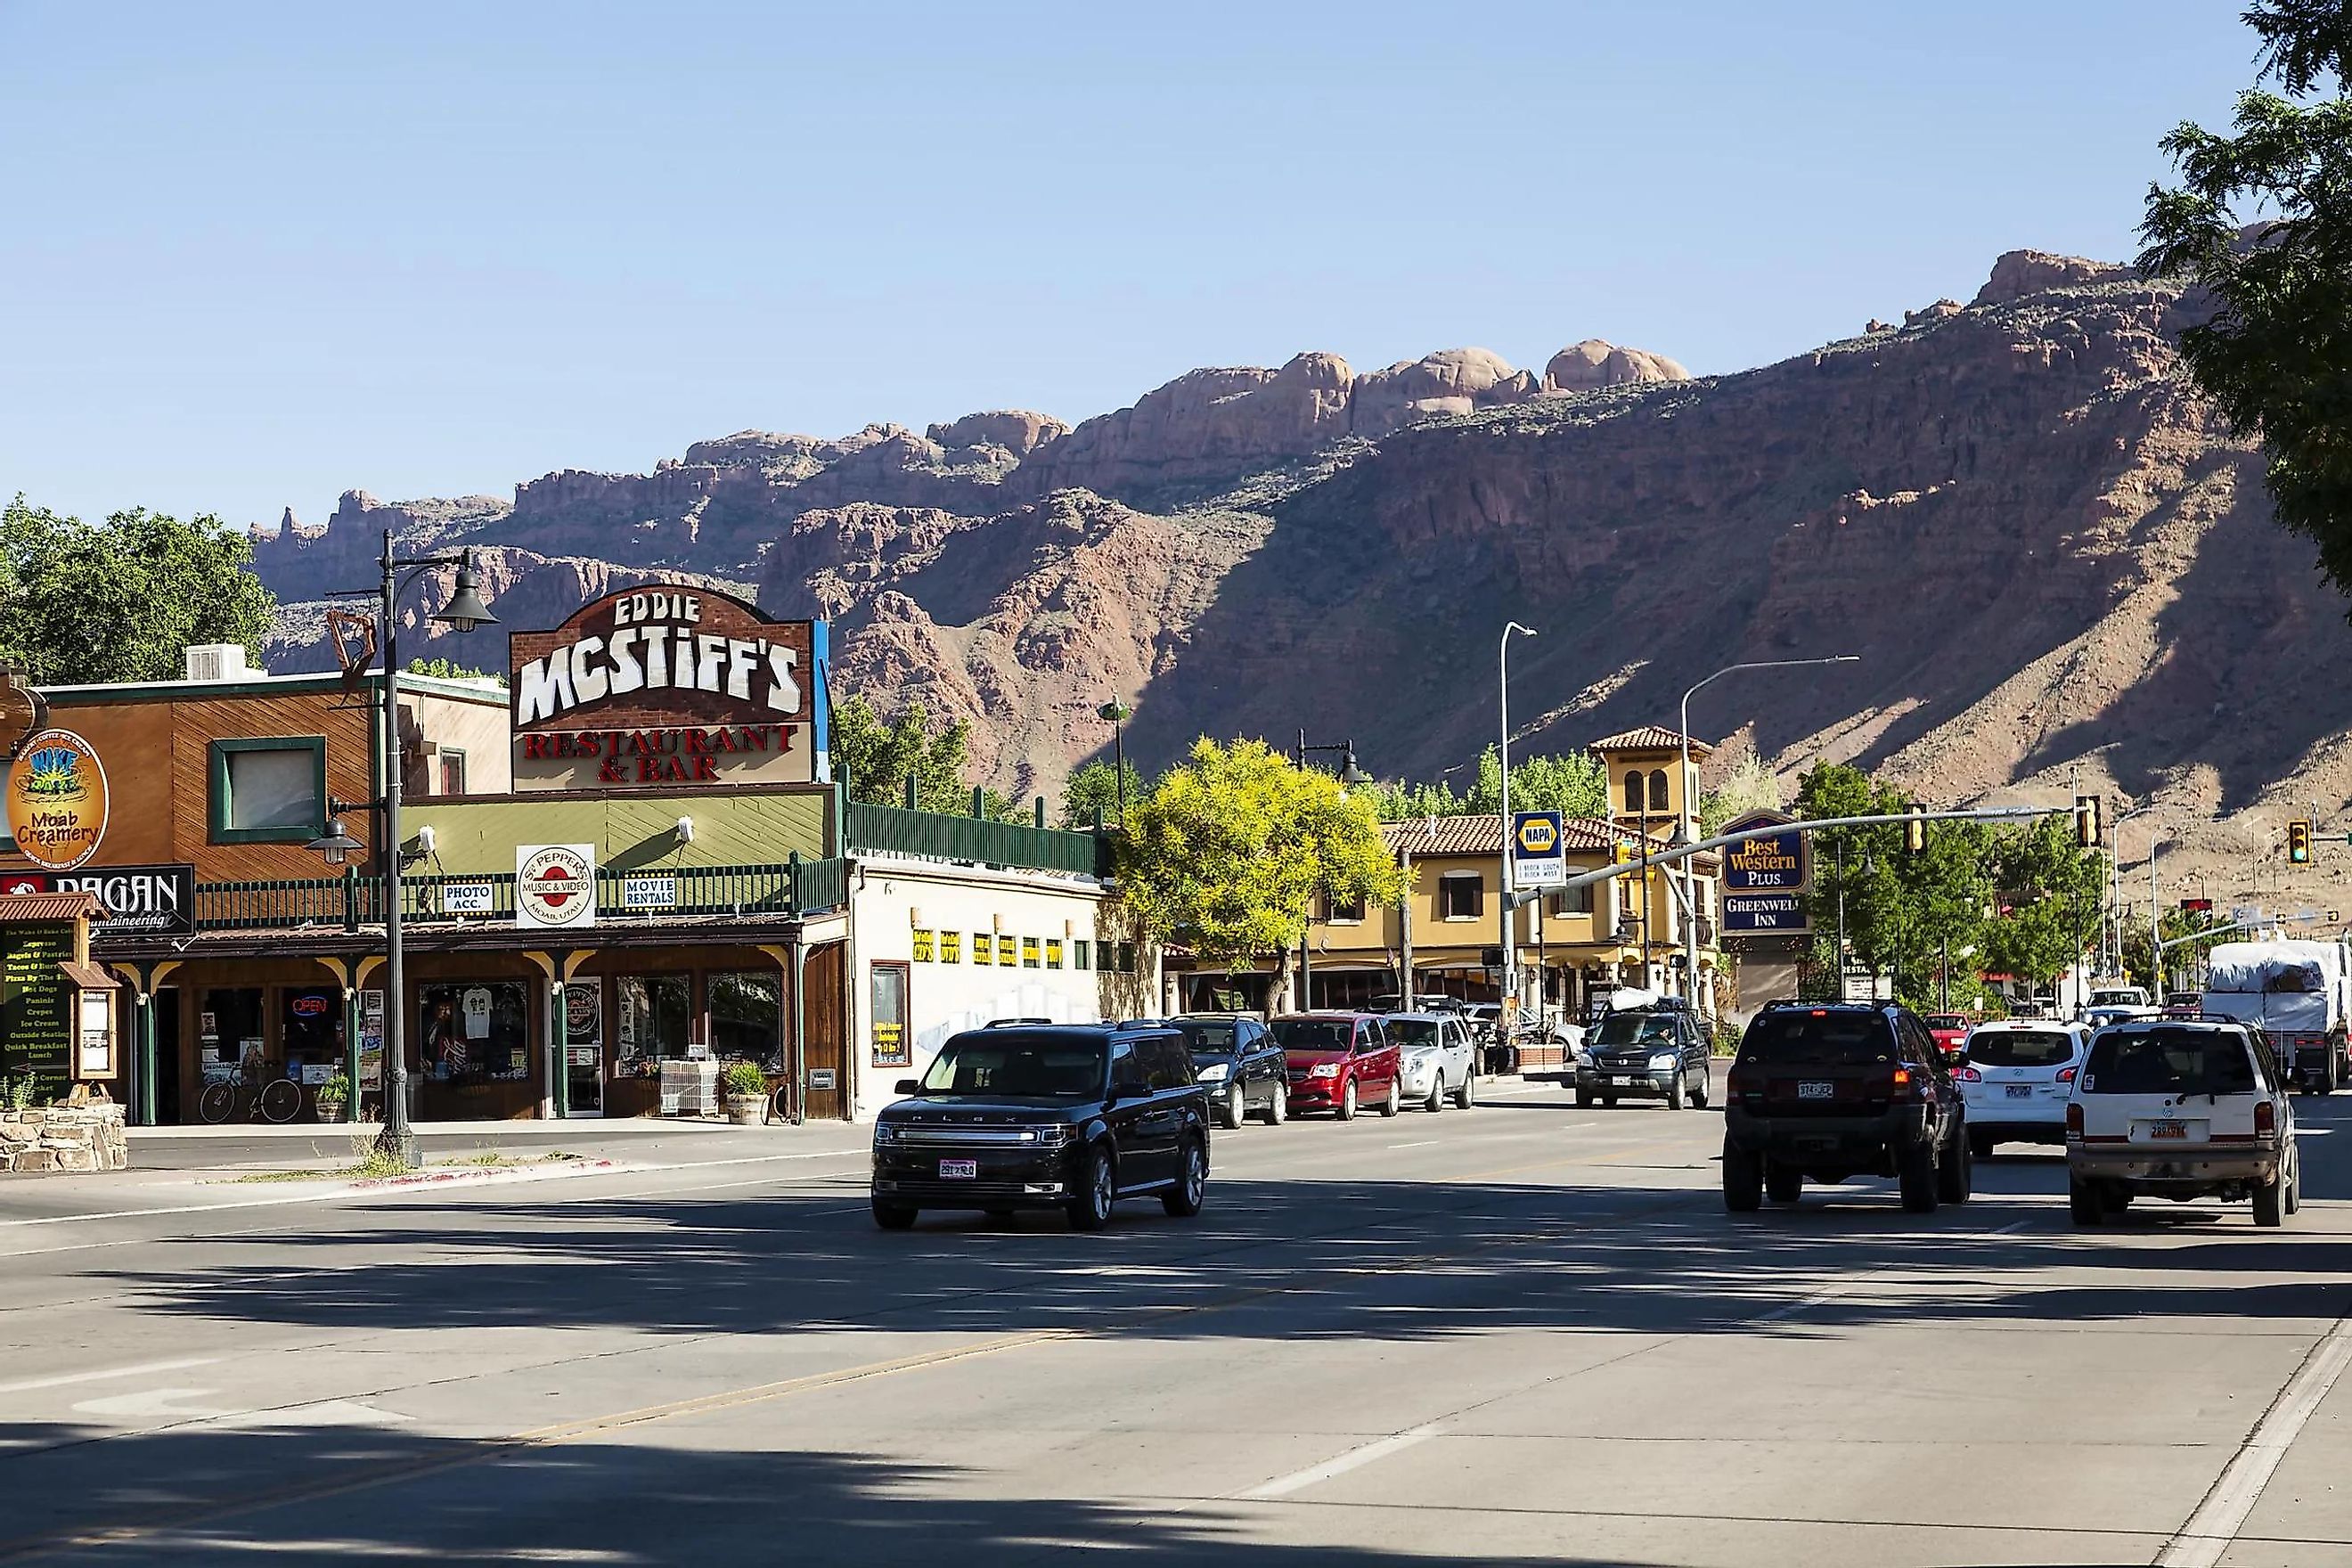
[{"x1": 506, "y1": 588, "x2": 828, "y2": 790}]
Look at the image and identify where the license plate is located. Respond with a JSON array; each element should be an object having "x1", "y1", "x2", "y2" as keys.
[
  {"x1": 1798, "y1": 1081, "x2": 1834, "y2": 1099},
  {"x1": 1609, "y1": 1075, "x2": 1629, "y2": 1086},
  {"x1": 938, "y1": 1158, "x2": 978, "y2": 1179},
  {"x1": 2005, "y1": 1084, "x2": 2033, "y2": 1099},
  {"x1": 2147, "y1": 1123, "x2": 2187, "y2": 1140}
]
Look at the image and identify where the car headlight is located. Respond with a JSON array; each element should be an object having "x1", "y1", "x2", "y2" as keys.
[
  {"x1": 1028, "y1": 1124, "x2": 1075, "y2": 1147},
  {"x1": 1648, "y1": 1052, "x2": 1679, "y2": 1072},
  {"x1": 873, "y1": 1123, "x2": 901, "y2": 1145},
  {"x1": 1196, "y1": 1061, "x2": 1230, "y2": 1082},
  {"x1": 1310, "y1": 1062, "x2": 1341, "y2": 1079}
]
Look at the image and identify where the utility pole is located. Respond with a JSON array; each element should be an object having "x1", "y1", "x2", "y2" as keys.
[
  {"x1": 1497, "y1": 623, "x2": 1537, "y2": 1023},
  {"x1": 1834, "y1": 837, "x2": 1847, "y2": 1000}
]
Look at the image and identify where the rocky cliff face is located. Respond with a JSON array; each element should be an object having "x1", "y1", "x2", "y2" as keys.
[{"x1": 254, "y1": 257, "x2": 2352, "y2": 895}]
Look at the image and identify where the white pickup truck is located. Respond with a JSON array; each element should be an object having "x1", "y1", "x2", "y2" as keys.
[
  {"x1": 2201, "y1": 941, "x2": 2352, "y2": 1093},
  {"x1": 2080, "y1": 986, "x2": 2158, "y2": 1031}
]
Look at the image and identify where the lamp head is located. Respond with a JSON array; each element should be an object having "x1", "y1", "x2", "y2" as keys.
[
  {"x1": 432, "y1": 551, "x2": 496, "y2": 633},
  {"x1": 306, "y1": 817, "x2": 364, "y2": 866}
]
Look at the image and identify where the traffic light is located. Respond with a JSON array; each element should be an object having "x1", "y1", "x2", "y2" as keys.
[
  {"x1": 2290, "y1": 820, "x2": 2313, "y2": 864},
  {"x1": 1904, "y1": 804, "x2": 1927, "y2": 855},
  {"x1": 2073, "y1": 794, "x2": 2102, "y2": 849}
]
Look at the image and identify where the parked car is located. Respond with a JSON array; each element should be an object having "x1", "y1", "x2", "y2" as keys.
[
  {"x1": 870, "y1": 1023, "x2": 1211, "y2": 1231},
  {"x1": 1575, "y1": 1000, "x2": 1711, "y2": 1110},
  {"x1": 1955, "y1": 1018, "x2": 2088, "y2": 1156},
  {"x1": 1271, "y1": 1012, "x2": 1401, "y2": 1120},
  {"x1": 2160, "y1": 992, "x2": 2204, "y2": 1020},
  {"x1": 1139, "y1": 1013, "x2": 1287, "y2": 1129},
  {"x1": 1368, "y1": 992, "x2": 1466, "y2": 1016},
  {"x1": 1923, "y1": 1013, "x2": 1973, "y2": 1059},
  {"x1": 1721, "y1": 1000, "x2": 1972, "y2": 1213},
  {"x1": 1384, "y1": 1011, "x2": 1478, "y2": 1112},
  {"x1": 2065, "y1": 1018, "x2": 2299, "y2": 1227},
  {"x1": 2081, "y1": 986, "x2": 2159, "y2": 1031}
]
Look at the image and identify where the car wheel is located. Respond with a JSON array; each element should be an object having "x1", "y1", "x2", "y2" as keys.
[
  {"x1": 1969, "y1": 1129, "x2": 1994, "y2": 1161},
  {"x1": 1575, "y1": 1084, "x2": 1595, "y2": 1107},
  {"x1": 2287, "y1": 1149, "x2": 2302, "y2": 1214},
  {"x1": 1766, "y1": 1162, "x2": 1801, "y2": 1205},
  {"x1": 1723, "y1": 1137, "x2": 1764, "y2": 1213},
  {"x1": 1457, "y1": 1069, "x2": 1475, "y2": 1110},
  {"x1": 871, "y1": 1198, "x2": 918, "y2": 1231},
  {"x1": 2069, "y1": 1176, "x2": 2104, "y2": 1227},
  {"x1": 1223, "y1": 1085, "x2": 1247, "y2": 1130},
  {"x1": 1424, "y1": 1077, "x2": 1444, "y2": 1113},
  {"x1": 1066, "y1": 1145, "x2": 1115, "y2": 1231},
  {"x1": 2254, "y1": 1169, "x2": 2286, "y2": 1228},
  {"x1": 1898, "y1": 1142, "x2": 1940, "y2": 1213},
  {"x1": 1337, "y1": 1079, "x2": 1358, "y2": 1121},
  {"x1": 1690, "y1": 1068, "x2": 1709, "y2": 1110},
  {"x1": 1162, "y1": 1139, "x2": 1207, "y2": 1218},
  {"x1": 1937, "y1": 1129, "x2": 1972, "y2": 1204},
  {"x1": 1666, "y1": 1073, "x2": 1686, "y2": 1111},
  {"x1": 1265, "y1": 1087, "x2": 1287, "y2": 1125},
  {"x1": 1381, "y1": 1079, "x2": 1401, "y2": 1118}
]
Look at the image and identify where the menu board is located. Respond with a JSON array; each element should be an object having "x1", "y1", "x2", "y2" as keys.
[{"x1": 1, "y1": 923, "x2": 75, "y2": 1098}]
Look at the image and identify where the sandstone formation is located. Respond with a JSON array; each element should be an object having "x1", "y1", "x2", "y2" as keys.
[{"x1": 1543, "y1": 339, "x2": 1692, "y2": 391}]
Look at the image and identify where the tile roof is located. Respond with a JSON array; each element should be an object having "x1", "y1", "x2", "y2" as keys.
[
  {"x1": 1588, "y1": 725, "x2": 1714, "y2": 758},
  {"x1": 1381, "y1": 815, "x2": 1676, "y2": 857},
  {"x1": 0, "y1": 890, "x2": 105, "y2": 923}
]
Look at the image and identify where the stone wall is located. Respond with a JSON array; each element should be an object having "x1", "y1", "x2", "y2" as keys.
[{"x1": 0, "y1": 1103, "x2": 128, "y2": 1174}]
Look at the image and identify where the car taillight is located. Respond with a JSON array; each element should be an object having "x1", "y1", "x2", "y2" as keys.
[
  {"x1": 2256, "y1": 1100, "x2": 2276, "y2": 1136},
  {"x1": 1953, "y1": 1066, "x2": 1980, "y2": 1082},
  {"x1": 2066, "y1": 1102, "x2": 2084, "y2": 1137},
  {"x1": 1889, "y1": 1066, "x2": 1913, "y2": 1100},
  {"x1": 2056, "y1": 1066, "x2": 2078, "y2": 1083}
]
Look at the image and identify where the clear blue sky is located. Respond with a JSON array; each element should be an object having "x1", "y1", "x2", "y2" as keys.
[{"x1": 0, "y1": 0, "x2": 2257, "y2": 531}]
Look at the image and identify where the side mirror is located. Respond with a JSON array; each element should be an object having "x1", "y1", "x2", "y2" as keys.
[{"x1": 894, "y1": 1078, "x2": 921, "y2": 1096}]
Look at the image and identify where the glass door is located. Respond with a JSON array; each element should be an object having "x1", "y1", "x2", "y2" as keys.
[{"x1": 563, "y1": 979, "x2": 604, "y2": 1116}]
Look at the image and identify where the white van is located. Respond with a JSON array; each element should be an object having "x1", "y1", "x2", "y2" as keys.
[{"x1": 2064, "y1": 1020, "x2": 2299, "y2": 1228}]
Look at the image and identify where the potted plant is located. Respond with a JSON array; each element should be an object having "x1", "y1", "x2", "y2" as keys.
[
  {"x1": 315, "y1": 1069, "x2": 351, "y2": 1123},
  {"x1": 722, "y1": 1059, "x2": 769, "y2": 1125}
]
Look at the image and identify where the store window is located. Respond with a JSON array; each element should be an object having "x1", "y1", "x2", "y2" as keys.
[
  {"x1": 208, "y1": 738, "x2": 326, "y2": 843},
  {"x1": 709, "y1": 971, "x2": 780, "y2": 1066},
  {"x1": 1074, "y1": 940, "x2": 1090, "y2": 970},
  {"x1": 1552, "y1": 882, "x2": 1595, "y2": 916},
  {"x1": 282, "y1": 985, "x2": 344, "y2": 1089},
  {"x1": 1326, "y1": 891, "x2": 1366, "y2": 924},
  {"x1": 1046, "y1": 939, "x2": 1064, "y2": 969},
  {"x1": 1646, "y1": 769, "x2": 1669, "y2": 812},
  {"x1": 420, "y1": 981, "x2": 531, "y2": 1083},
  {"x1": 199, "y1": 987, "x2": 265, "y2": 1079},
  {"x1": 438, "y1": 749, "x2": 467, "y2": 796},
  {"x1": 1623, "y1": 772, "x2": 1643, "y2": 813},
  {"x1": 616, "y1": 974, "x2": 693, "y2": 1074},
  {"x1": 1441, "y1": 873, "x2": 1483, "y2": 920}
]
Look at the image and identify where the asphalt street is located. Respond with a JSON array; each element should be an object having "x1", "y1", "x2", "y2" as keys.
[{"x1": 3, "y1": 1074, "x2": 2350, "y2": 1566}]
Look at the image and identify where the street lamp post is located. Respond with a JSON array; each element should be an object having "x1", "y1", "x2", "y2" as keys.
[
  {"x1": 1293, "y1": 732, "x2": 1368, "y2": 1011},
  {"x1": 2119, "y1": 805, "x2": 2167, "y2": 1004},
  {"x1": 1096, "y1": 698, "x2": 1133, "y2": 827},
  {"x1": 1498, "y1": 623, "x2": 1538, "y2": 1025},
  {"x1": 307, "y1": 530, "x2": 495, "y2": 1170},
  {"x1": 1678, "y1": 655, "x2": 1860, "y2": 1015}
]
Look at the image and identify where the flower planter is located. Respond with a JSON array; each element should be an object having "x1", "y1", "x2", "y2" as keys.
[
  {"x1": 723, "y1": 1092, "x2": 767, "y2": 1127},
  {"x1": 314, "y1": 1098, "x2": 348, "y2": 1124}
]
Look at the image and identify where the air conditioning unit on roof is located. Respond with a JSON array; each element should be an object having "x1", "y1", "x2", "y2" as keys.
[{"x1": 184, "y1": 644, "x2": 249, "y2": 682}]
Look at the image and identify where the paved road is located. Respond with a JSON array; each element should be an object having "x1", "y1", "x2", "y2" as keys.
[{"x1": 3, "y1": 1076, "x2": 2350, "y2": 1565}]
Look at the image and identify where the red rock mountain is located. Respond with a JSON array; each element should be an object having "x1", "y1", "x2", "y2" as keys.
[{"x1": 253, "y1": 254, "x2": 2352, "y2": 897}]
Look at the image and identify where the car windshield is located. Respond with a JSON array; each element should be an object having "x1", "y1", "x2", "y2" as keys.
[
  {"x1": 1175, "y1": 1022, "x2": 1237, "y2": 1059},
  {"x1": 1742, "y1": 1010, "x2": 1894, "y2": 1066},
  {"x1": 915, "y1": 1033, "x2": 1107, "y2": 1098},
  {"x1": 1595, "y1": 1013, "x2": 1679, "y2": 1048},
  {"x1": 1385, "y1": 1019, "x2": 1441, "y2": 1048},
  {"x1": 2082, "y1": 1028, "x2": 2259, "y2": 1096},
  {"x1": 1967, "y1": 1029, "x2": 2077, "y2": 1068},
  {"x1": 1272, "y1": 1019, "x2": 1353, "y2": 1051},
  {"x1": 1924, "y1": 1014, "x2": 1970, "y2": 1032}
]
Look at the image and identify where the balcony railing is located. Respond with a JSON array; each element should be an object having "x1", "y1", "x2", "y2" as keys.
[
  {"x1": 847, "y1": 801, "x2": 1107, "y2": 878},
  {"x1": 189, "y1": 856, "x2": 849, "y2": 932}
]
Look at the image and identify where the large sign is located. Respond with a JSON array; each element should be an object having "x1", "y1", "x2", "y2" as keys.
[
  {"x1": 1723, "y1": 892, "x2": 1809, "y2": 935},
  {"x1": 1722, "y1": 810, "x2": 1809, "y2": 894},
  {"x1": 506, "y1": 586, "x2": 823, "y2": 792},
  {"x1": 0, "y1": 919, "x2": 75, "y2": 1098},
  {"x1": 1511, "y1": 811, "x2": 1566, "y2": 887},
  {"x1": 516, "y1": 844, "x2": 598, "y2": 930},
  {"x1": 0, "y1": 864, "x2": 194, "y2": 937},
  {"x1": 5, "y1": 728, "x2": 109, "y2": 870}
]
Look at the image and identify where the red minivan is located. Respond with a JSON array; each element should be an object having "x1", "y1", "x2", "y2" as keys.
[{"x1": 1271, "y1": 1012, "x2": 1401, "y2": 1120}]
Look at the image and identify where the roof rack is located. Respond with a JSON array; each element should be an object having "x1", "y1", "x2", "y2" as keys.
[{"x1": 981, "y1": 1017, "x2": 1056, "y2": 1027}]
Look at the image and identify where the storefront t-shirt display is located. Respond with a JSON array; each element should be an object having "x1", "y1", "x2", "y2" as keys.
[{"x1": 421, "y1": 981, "x2": 530, "y2": 1082}]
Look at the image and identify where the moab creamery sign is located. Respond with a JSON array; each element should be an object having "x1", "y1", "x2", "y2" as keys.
[
  {"x1": 507, "y1": 587, "x2": 826, "y2": 791},
  {"x1": 5, "y1": 729, "x2": 109, "y2": 870}
]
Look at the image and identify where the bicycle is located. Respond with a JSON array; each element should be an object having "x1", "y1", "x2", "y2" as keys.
[{"x1": 197, "y1": 1062, "x2": 304, "y2": 1125}]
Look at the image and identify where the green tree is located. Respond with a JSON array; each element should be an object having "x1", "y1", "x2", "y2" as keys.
[
  {"x1": 1059, "y1": 757, "x2": 1145, "y2": 829},
  {"x1": 1980, "y1": 817, "x2": 2105, "y2": 996},
  {"x1": 831, "y1": 695, "x2": 982, "y2": 813},
  {"x1": 2139, "y1": 2, "x2": 2352, "y2": 601},
  {"x1": 0, "y1": 498, "x2": 276, "y2": 683},
  {"x1": 1121, "y1": 737, "x2": 1403, "y2": 994},
  {"x1": 1368, "y1": 746, "x2": 1607, "y2": 823},
  {"x1": 1793, "y1": 760, "x2": 1997, "y2": 1007},
  {"x1": 1698, "y1": 755, "x2": 1784, "y2": 837},
  {"x1": 406, "y1": 657, "x2": 502, "y2": 685},
  {"x1": 1364, "y1": 776, "x2": 1469, "y2": 822}
]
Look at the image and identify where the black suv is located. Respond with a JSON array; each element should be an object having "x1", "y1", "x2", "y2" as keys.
[
  {"x1": 1576, "y1": 998, "x2": 1712, "y2": 1110},
  {"x1": 1721, "y1": 1000, "x2": 1971, "y2": 1213},
  {"x1": 1126, "y1": 1014, "x2": 1289, "y2": 1129},
  {"x1": 870, "y1": 1023, "x2": 1211, "y2": 1231}
]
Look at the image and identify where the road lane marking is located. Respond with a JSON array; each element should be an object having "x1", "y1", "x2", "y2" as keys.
[
  {"x1": 2155, "y1": 1312, "x2": 2352, "y2": 1568},
  {"x1": 0, "y1": 1357, "x2": 223, "y2": 1397},
  {"x1": 1243, "y1": 1423, "x2": 1444, "y2": 1499},
  {"x1": 1385, "y1": 1140, "x2": 1440, "y2": 1150}
]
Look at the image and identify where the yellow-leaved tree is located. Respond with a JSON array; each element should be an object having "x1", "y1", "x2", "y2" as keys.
[{"x1": 1120, "y1": 737, "x2": 1402, "y2": 998}]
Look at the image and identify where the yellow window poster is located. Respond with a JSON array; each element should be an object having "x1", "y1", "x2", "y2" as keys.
[
  {"x1": 999, "y1": 934, "x2": 1018, "y2": 967},
  {"x1": 1021, "y1": 936, "x2": 1041, "y2": 968},
  {"x1": 940, "y1": 930, "x2": 961, "y2": 963},
  {"x1": 911, "y1": 928, "x2": 935, "y2": 962},
  {"x1": 1045, "y1": 939, "x2": 1063, "y2": 969}
]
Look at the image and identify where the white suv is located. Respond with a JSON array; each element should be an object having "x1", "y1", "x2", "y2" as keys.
[
  {"x1": 2065, "y1": 1020, "x2": 2299, "y2": 1228},
  {"x1": 1957, "y1": 1019, "x2": 2088, "y2": 1156}
]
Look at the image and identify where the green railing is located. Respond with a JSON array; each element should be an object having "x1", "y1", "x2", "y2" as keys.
[
  {"x1": 848, "y1": 801, "x2": 1107, "y2": 877},
  {"x1": 192, "y1": 856, "x2": 849, "y2": 931}
]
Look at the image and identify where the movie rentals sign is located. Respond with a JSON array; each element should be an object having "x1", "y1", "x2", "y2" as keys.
[{"x1": 508, "y1": 586, "x2": 821, "y2": 791}]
